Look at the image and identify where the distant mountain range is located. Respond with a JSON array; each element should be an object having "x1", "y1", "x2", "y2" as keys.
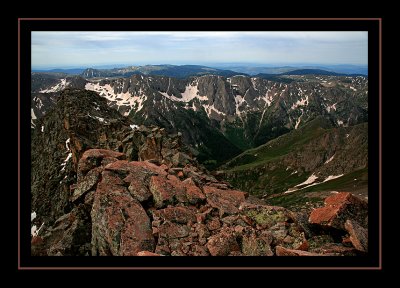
[
  {"x1": 32, "y1": 64, "x2": 368, "y2": 77},
  {"x1": 32, "y1": 68, "x2": 86, "y2": 74},
  {"x1": 211, "y1": 64, "x2": 368, "y2": 76}
]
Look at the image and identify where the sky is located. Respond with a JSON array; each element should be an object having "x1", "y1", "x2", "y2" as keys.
[{"x1": 31, "y1": 31, "x2": 368, "y2": 69}]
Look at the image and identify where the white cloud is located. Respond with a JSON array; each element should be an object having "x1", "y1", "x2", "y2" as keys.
[{"x1": 31, "y1": 31, "x2": 368, "y2": 68}]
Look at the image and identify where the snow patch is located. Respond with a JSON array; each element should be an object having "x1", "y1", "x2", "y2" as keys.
[
  {"x1": 65, "y1": 138, "x2": 70, "y2": 151},
  {"x1": 60, "y1": 152, "x2": 72, "y2": 172},
  {"x1": 203, "y1": 104, "x2": 226, "y2": 117},
  {"x1": 295, "y1": 114, "x2": 302, "y2": 130},
  {"x1": 88, "y1": 114, "x2": 105, "y2": 123},
  {"x1": 234, "y1": 95, "x2": 246, "y2": 115},
  {"x1": 41, "y1": 125, "x2": 44, "y2": 133},
  {"x1": 290, "y1": 95, "x2": 309, "y2": 110},
  {"x1": 86, "y1": 82, "x2": 147, "y2": 115},
  {"x1": 324, "y1": 174, "x2": 344, "y2": 182},
  {"x1": 325, "y1": 154, "x2": 335, "y2": 164},
  {"x1": 350, "y1": 86, "x2": 357, "y2": 91},
  {"x1": 34, "y1": 97, "x2": 44, "y2": 109},
  {"x1": 31, "y1": 222, "x2": 44, "y2": 237},
  {"x1": 295, "y1": 174, "x2": 318, "y2": 187},
  {"x1": 31, "y1": 109, "x2": 37, "y2": 120},
  {"x1": 31, "y1": 212, "x2": 37, "y2": 221},
  {"x1": 251, "y1": 78, "x2": 258, "y2": 90},
  {"x1": 337, "y1": 120, "x2": 344, "y2": 126},
  {"x1": 159, "y1": 83, "x2": 208, "y2": 103},
  {"x1": 39, "y1": 78, "x2": 69, "y2": 93},
  {"x1": 130, "y1": 124, "x2": 139, "y2": 130},
  {"x1": 326, "y1": 102, "x2": 337, "y2": 113},
  {"x1": 295, "y1": 109, "x2": 304, "y2": 130}
]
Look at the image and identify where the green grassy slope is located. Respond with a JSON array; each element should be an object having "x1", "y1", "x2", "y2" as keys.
[{"x1": 221, "y1": 117, "x2": 368, "y2": 203}]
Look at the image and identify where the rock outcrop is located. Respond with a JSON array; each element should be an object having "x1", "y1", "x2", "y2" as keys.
[
  {"x1": 32, "y1": 148, "x2": 368, "y2": 256},
  {"x1": 31, "y1": 89, "x2": 203, "y2": 227}
]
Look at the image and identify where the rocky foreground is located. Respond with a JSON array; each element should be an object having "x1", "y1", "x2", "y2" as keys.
[{"x1": 31, "y1": 147, "x2": 368, "y2": 256}]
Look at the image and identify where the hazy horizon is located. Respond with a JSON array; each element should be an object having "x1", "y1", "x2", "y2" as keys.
[
  {"x1": 32, "y1": 62, "x2": 368, "y2": 71},
  {"x1": 32, "y1": 32, "x2": 368, "y2": 69}
]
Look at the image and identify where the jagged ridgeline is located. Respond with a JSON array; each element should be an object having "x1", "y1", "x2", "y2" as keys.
[{"x1": 32, "y1": 71, "x2": 368, "y2": 170}]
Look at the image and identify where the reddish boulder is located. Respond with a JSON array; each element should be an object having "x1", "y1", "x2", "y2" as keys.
[
  {"x1": 206, "y1": 228, "x2": 240, "y2": 256},
  {"x1": 133, "y1": 161, "x2": 168, "y2": 176},
  {"x1": 241, "y1": 231, "x2": 274, "y2": 256},
  {"x1": 206, "y1": 218, "x2": 221, "y2": 231},
  {"x1": 149, "y1": 175, "x2": 187, "y2": 208},
  {"x1": 149, "y1": 176, "x2": 177, "y2": 208},
  {"x1": 71, "y1": 167, "x2": 102, "y2": 202},
  {"x1": 101, "y1": 170, "x2": 126, "y2": 186},
  {"x1": 166, "y1": 175, "x2": 188, "y2": 202},
  {"x1": 182, "y1": 178, "x2": 206, "y2": 204},
  {"x1": 128, "y1": 178, "x2": 152, "y2": 202},
  {"x1": 158, "y1": 221, "x2": 190, "y2": 239},
  {"x1": 78, "y1": 149, "x2": 125, "y2": 177},
  {"x1": 154, "y1": 207, "x2": 196, "y2": 224},
  {"x1": 91, "y1": 177, "x2": 155, "y2": 256},
  {"x1": 139, "y1": 135, "x2": 163, "y2": 162},
  {"x1": 192, "y1": 245, "x2": 210, "y2": 256},
  {"x1": 345, "y1": 220, "x2": 368, "y2": 252},
  {"x1": 203, "y1": 186, "x2": 247, "y2": 216},
  {"x1": 309, "y1": 192, "x2": 368, "y2": 230}
]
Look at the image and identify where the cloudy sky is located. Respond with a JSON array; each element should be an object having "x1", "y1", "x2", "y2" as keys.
[{"x1": 31, "y1": 31, "x2": 368, "y2": 69}]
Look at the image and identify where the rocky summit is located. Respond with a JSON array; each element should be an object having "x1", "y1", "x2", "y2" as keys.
[
  {"x1": 31, "y1": 147, "x2": 368, "y2": 256},
  {"x1": 30, "y1": 90, "x2": 368, "y2": 257}
]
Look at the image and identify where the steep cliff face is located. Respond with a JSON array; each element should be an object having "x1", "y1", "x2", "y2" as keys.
[
  {"x1": 33, "y1": 72, "x2": 368, "y2": 168},
  {"x1": 31, "y1": 89, "x2": 132, "y2": 225},
  {"x1": 31, "y1": 74, "x2": 87, "y2": 128}
]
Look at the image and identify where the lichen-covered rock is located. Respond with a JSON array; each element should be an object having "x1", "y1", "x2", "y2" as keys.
[
  {"x1": 43, "y1": 205, "x2": 92, "y2": 256},
  {"x1": 240, "y1": 203, "x2": 290, "y2": 229},
  {"x1": 71, "y1": 167, "x2": 102, "y2": 202},
  {"x1": 241, "y1": 230, "x2": 274, "y2": 256},
  {"x1": 78, "y1": 149, "x2": 126, "y2": 178},
  {"x1": 206, "y1": 228, "x2": 240, "y2": 256},
  {"x1": 203, "y1": 186, "x2": 247, "y2": 216},
  {"x1": 149, "y1": 176, "x2": 181, "y2": 208},
  {"x1": 182, "y1": 178, "x2": 206, "y2": 204},
  {"x1": 91, "y1": 170, "x2": 154, "y2": 256},
  {"x1": 153, "y1": 207, "x2": 196, "y2": 224}
]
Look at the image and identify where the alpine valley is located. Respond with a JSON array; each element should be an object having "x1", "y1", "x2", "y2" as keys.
[{"x1": 30, "y1": 64, "x2": 369, "y2": 256}]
